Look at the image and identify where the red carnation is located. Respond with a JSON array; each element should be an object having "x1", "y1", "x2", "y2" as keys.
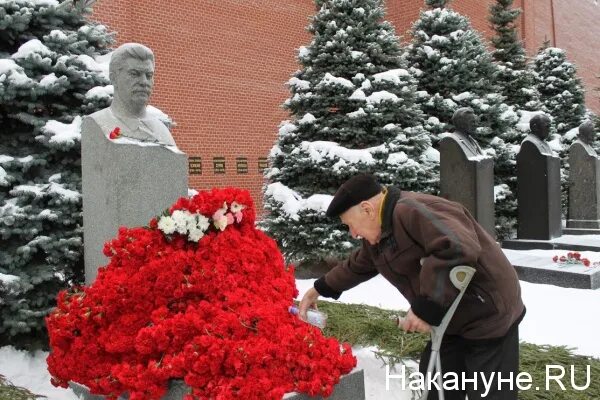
[
  {"x1": 573, "y1": 252, "x2": 581, "y2": 260},
  {"x1": 109, "y1": 127, "x2": 121, "y2": 139},
  {"x1": 559, "y1": 256, "x2": 567, "y2": 262},
  {"x1": 552, "y1": 255, "x2": 558, "y2": 262},
  {"x1": 46, "y1": 188, "x2": 355, "y2": 400},
  {"x1": 582, "y1": 258, "x2": 591, "y2": 267}
]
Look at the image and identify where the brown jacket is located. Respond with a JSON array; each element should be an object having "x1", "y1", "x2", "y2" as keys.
[{"x1": 315, "y1": 187, "x2": 525, "y2": 340}]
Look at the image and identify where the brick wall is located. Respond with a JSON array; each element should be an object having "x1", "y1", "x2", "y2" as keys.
[
  {"x1": 522, "y1": 0, "x2": 600, "y2": 113},
  {"x1": 385, "y1": 0, "x2": 496, "y2": 43},
  {"x1": 92, "y1": 0, "x2": 600, "y2": 210}
]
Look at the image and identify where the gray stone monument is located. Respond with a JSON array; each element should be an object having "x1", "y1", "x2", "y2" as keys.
[
  {"x1": 82, "y1": 43, "x2": 187, "y2": 284},
  {"x1": 440, "y1": 107, "x2": 495, "y2": 237},
  {"x1": 567, "y1": 120, "x2": 600, "y2": 230},
  {"x1": 516, "y1": 114, "x2": 562, "y2": 240}
]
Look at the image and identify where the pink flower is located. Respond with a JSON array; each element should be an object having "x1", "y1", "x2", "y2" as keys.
[
  {"x1": 226, "y1": 213, "x2": 234, "y2": 225},
  {"x1": 234, "y1": 211, "x2": 243, "y2": 223},
  {"x1": 212, "y1": 209, "x2": 225, "y2": 221}
]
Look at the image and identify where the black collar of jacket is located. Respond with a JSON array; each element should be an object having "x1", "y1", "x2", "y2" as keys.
[{"x1": 380, "y1": 186, "x2": 402, "y2": 240}]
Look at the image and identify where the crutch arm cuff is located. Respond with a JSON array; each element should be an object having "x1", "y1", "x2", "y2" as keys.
[
  {"x1": 411, "y1": 296, "x2": 447, "y2": 326},
  {"x1": 314, "y1": 277, "x2": 342, "y2": 299}
]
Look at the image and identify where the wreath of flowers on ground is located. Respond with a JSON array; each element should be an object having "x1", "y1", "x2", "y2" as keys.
[
  {"x1": 46, "y1": 188, "x2": 356, "y2": 400},
  {"x1": 552, "y1": 252, "x2": 599, "y2": 268}
]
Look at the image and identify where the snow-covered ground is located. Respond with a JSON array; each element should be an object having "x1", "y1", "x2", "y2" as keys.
[{"x1": 1, "y1": 248, "x2": 599, "y2": 400}]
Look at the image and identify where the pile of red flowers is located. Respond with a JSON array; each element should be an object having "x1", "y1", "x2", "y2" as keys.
[
  {"x1": 552, "y1": 251, "x2": 592, "y2": 267},
  {"x1": 46, "y1": 188, "x2": 356, "y2": 400}
]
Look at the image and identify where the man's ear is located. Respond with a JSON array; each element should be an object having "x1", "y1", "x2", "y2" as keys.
[{"x1": 360, "y1": 201, "x2": 375, "y2": 218}]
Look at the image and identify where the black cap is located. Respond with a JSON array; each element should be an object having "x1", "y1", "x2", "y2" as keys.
[{"x1": 326, "y1": 174, "x2": 383, "y2": 217}]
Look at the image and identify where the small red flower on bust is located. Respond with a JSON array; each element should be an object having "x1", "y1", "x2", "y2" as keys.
[{"x1": 109, "y1": 127, "x2": 121, "y2": 139}]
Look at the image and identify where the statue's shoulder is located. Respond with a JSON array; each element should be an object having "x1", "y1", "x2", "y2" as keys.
[
  {"x1": 521, "y1": 134, "x2": 538, "y2": 146},
  {"x1": 144, "y1": 115, "x2": 176, "y2": 146},
  {"x1": 439, "y1": 132, "x2": 462, "y2": 146},
  {"x1": 85, "y1": 108, "x2": 114, "y2": 126},
  {"x1": 83, "y1": 108, "x2": 122, "y2": 138},
  {"x1": 571, "y1": 140, "x2": 597, "y2": 156}
]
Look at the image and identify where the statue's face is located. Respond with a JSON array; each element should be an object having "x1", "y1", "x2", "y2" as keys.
[
  {"x1": 531, "y1": 116, "x2": 551, "y2": 140},
  {"x1": 113, "y1": 57, "x2": 155, "y2": 109},
  {"x1": 456, "y1": 110, "x2": 477, "y2": 135},
  {"x1": 464, "y1": 111, "x2": 477, "y2": 134},
  {"x1": 579, "y1": 122, "x2": 595, "y2": 144}
]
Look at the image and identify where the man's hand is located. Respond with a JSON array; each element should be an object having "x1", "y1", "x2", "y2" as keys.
[
  {"x1": 398, "y1": 309, "x2": 431, "y2": 334},
  {"x1": 298, "y1": 287, "x2": 320, "y2": 322}
]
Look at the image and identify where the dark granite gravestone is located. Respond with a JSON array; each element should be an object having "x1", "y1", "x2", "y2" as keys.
[
  {"x1": 566, "y1": 120, "x2": 600, "y2": 232},
  {"x1": 70, "y1": 370, "x2": 366, "y2": 400},
  {"x1": 516, "y1": 114, "x2": 562, "y2": 240},
  {"x1": 503, "y1": 250, "x2": 600, "y2": 289},
  {"x1": 439, "y1": 107, "x2": 495, "y2": 237}
]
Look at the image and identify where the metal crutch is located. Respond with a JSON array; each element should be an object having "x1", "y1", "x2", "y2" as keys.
[{"x1": 419, "y1": 265, "x2": 476, "y2": 400}]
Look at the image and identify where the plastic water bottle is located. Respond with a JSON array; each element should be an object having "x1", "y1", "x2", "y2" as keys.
[{"x1": 289, "y1": 305, "x2": 327, "y2": 329}]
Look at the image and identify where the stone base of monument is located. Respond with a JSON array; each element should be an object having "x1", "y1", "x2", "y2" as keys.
[
  {"x1": 566, "y1": 219, "x2": 600, "y2": 229},
  {"x1": 504, "y1": 250, "x2": 600, "y2": 289},
  {"x1": 563, "y1": 227, "x2": 600, "y2": 235},
  {"x1": 283, "y1": 369, "x2": 365, "y2": 400},
  {"x1": 69, "y1": 369, "x2": 365, "y2": 400},
  {"x1": 502, "y1": 234, "x2": 600, "y2": 252}
]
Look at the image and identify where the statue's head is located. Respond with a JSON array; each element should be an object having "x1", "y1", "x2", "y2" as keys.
[
  {"x1": 109, "y1": 43, "x2": 155, "y2": 112},
  {"x1": 529, "y1": 114, "x2": 551, "y2": 141},
  {"x1": 452, "y1": 107, "x2": 477, "y2": 136},
  {"x1": 578, "y1": 120, "x2": 595, "y2": 145}
]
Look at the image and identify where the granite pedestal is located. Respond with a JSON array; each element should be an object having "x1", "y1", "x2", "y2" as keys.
[
  {"x1": 70, "y1": 369, "x2": 366, "y2": 400},
  {"x1": 284, "y1": 369, "x2": 365, "y2": 400},
  {"x1": 502, "y1": 233, "x2": 600, "y2": 252},
  {"x1": 566, "y1": 141, "x2": 600, "y2": 232},
  {"x1": 504, "y1": 249, "x2": 600, "y2": 289},
  {"x1": 81, "y1": 117, "x2": 188, "y2": 284},
  {"x1": 439, "y1": 136, "x2": 495, "y2": 237},
  {"x1": 516, "y1": 140, "x2": 562, "y2": 240}
]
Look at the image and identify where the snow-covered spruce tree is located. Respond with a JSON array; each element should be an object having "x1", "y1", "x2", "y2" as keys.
[
  {"x1": 534, "y1": 46, "x2": 586, "y2": 138},
  {"x1": 406, "y1": 0, "x2": 520, "y2": 239},
  {"x1": 533, "y1": 45, "x2": 587, "y2": 215},
  {"x1": 0, "y1": 0, "x2": 113, "y2": 349},
  {"x1": 262, "y1": 0, "x2": 436, "y2": 266},
  {"x1": 489, "y1": 0, "x2": 541, "y2": 111}
]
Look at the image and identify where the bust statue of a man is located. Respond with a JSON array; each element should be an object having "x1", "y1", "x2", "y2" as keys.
[
  {"x1": 524, "y1": 114, "x2": 553, "y2": 156},
  {"x1": 448, "y1": 107, "x2": 485, "y2": 158},
  {"x1": 86, "y1": 43, "x2": 176, "y2": 146},
  {"x1": 574, "y1": 119, "x2": 597, "y2": 156}
]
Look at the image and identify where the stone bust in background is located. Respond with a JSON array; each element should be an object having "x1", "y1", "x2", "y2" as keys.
[
  {"x1": 448, "y1": 107, "x2": 485, "y2": 159},
  {"x1": 575, "y1": 119, "x2": 597, "y2": 156},
  {"x1": 87, "y1": 43, "x2": 176, "y2": 146},
  {"x1": 524, "y1": 114, "x2": 553, "y2": 156}
]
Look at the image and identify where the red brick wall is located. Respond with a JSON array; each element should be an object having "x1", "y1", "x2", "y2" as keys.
[
  {"x1": 522, "y1": 0, "x2": 600, "y2": 113},
  {"x1": 92, "y1": 0, "x2": 600, "y2": 210},
  {"x1": 385, "y1": 0, "x2": 496, "y2": 43}
]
